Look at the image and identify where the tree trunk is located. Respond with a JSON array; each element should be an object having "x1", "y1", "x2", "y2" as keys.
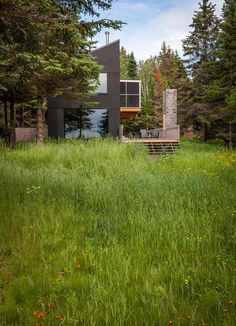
[
  {"x1": 19, "y1": 104, "x2": 24, "y2": 127},
  {"x1": 9, "y1": 95, "x2": 16, "y2": 148},
  {"x1": 36, "y1": 95, "x2": 44, "y2": 145},
  {"x1": 3, "y1": 99, "x2": 8, "y2": 132}
]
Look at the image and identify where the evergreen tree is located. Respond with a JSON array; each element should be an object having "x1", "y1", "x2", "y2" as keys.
[
  {"x1": 182, "y1": 0, "x2": 219, "y2": 82},
  {"x1": 0, "y1": 0, "x2": 123, "y2": 146},
  {"x1": 127, "y1": 52, "x2": 138, "y2": 79},
  {"x1": 182, "y1": 0, "x2": 220, "y2": 140},
  {"x1": 205, "y1": 0, "x2": 236, "y2": 144},
  {"x1": 120, "y1": 47, "x2": 129, "y2": 79},
  {"x1": 155, "y1": 43, "x2": 192, "y2": 129}
]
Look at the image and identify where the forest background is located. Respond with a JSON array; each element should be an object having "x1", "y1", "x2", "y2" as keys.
[{"x1": 0, "y1": 0, "x2": 235, "y2": 146}]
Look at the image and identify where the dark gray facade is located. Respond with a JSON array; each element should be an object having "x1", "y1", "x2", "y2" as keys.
[{"x1": 47, "y1": 40, "x2": 120, "y2": 139}]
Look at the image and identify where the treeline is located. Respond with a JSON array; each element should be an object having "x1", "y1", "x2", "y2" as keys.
[
  {"x1": 0, "y1": 0, "x2": 122, "y2": 147},
  {"x1": 122, "y1": 0, "x2": 236, "y2": 145}
]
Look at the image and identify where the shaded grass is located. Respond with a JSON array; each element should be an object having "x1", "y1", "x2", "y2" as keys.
[{"x1": 0, "y1": 139, "x2": 235, "y2": 325}]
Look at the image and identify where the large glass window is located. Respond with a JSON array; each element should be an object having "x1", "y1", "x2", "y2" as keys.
[
  {"x1": 96, "y1": 73, "x2": 107, "y2": 94},
  {"x1": 65, "y1": 108, "x2": 108, "y2": 139}
]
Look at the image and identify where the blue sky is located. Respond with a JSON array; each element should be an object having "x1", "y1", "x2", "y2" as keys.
[{"x1": 93, "y1": 0, "x2": 225, "y2": 60}]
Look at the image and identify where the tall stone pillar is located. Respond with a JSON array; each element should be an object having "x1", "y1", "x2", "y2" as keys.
[{"x1": 163, "y1": 89, "x2": 177, "y2": 130}]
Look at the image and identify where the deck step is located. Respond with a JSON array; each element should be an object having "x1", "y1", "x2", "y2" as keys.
[
  {"x1": 123, "y1": 139, "x2": 181, "y2": 156},
  {"x1": 146, "y1": 141, "x2": 181, "y2": 155}
]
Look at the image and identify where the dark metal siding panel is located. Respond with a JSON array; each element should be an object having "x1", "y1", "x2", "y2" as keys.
[
  {"x1": 48, "y1": 108, "x2": 64, "y2": 138},
  {"x1": 47, "y1": 40, "x2": 120, "y2": 138},
  {"x1": 91, "y1": 41, "x2": 120, "y2": 136}
]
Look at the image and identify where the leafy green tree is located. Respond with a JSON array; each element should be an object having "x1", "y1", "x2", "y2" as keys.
[{"x1": 138, "y1": 60, "x2": 157, "y2": 129}]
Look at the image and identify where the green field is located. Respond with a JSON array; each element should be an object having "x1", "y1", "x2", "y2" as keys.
[{"x1": 0, "y1": 139, "x2": 235, "y2": 325}]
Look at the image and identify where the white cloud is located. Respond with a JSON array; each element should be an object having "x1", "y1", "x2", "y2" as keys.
[
  {"x1": 94, "y1": 0, "x2": 225, "y2": 60},
  {"x1": 112, "y1": 1, "x2": 152, "y2": 14}
]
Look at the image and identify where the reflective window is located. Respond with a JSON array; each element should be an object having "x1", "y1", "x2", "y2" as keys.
[
  {"x1": 96, "y1": 73, "x2": 107, "y2": 94},
  {"x1": 127, "y1": 82, "x2": 139, "y2": 94},
  {"x1": 120, "y1": 80, "x2": 141, "y2": 108},
  {"x1": 127, "y1": 95, "x2": 139, "y2": 107},
  {"x1": 65, "y1": 108, "x2": 108, "y2": 139}
]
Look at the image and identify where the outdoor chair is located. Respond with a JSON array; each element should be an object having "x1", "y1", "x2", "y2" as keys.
[
  {"x1": 140, "y1": 129, "x2": 148, "y2": 138},
  {"x1": 151, "y1": 129, "x2": 159, "y2": 138}
]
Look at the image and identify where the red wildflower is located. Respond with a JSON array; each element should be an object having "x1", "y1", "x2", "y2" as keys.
[{"x1": 37, "y1": 312, "x2": 44, "y2": 320}]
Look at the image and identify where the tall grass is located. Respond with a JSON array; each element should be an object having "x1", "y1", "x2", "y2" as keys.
[{"x1": 0, "y1": 139, "x2": 235, "y2": 325}]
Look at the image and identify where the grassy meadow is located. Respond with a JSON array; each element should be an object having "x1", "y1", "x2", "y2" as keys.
[{"x1": 0, "y1": 139, "x2": 235, "y2": 325}]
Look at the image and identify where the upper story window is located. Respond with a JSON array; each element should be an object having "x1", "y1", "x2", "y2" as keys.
[
  {"x1": 120, "y1": 80, "x2": 141, "y2": 108},
  {"x1": 96, "y1": 73, "x2": 107, "y2": 94}
]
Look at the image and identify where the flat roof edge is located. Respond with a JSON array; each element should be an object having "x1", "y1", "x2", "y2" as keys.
[{"x1": 91, "y1": 40, "x2": 120, "y2": 53}]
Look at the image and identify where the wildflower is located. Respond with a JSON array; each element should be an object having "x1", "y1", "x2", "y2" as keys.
[
  {"x1": 60, "y1": 272, "x2": 65, "y2": 276},
  {"x1": 76, "y1": 264, "x2": 81, "y2": 268},
  {"x1": 33, "y1": 311, "x2": 38, "y2": 316},
  {"x1": 183, "y1": 276, "x2": 190, "y2": 285},
  {"x1": 229, "y1": 300, "x2": 235, "y2": 305},
  {"x1": 48, "y1": 302, "x2": 56, "y2": 309},
  {"x1": 55, "y1": 315, "x2": 64, "y2": 321},
  {"x1": 187, "y1": 316, "x2": 191, "y2": 320},
  {"x1": 4, "y1": 280, "x2": 10, "y2": 285},
  {"x1": 168, "y1": 321, "x2": 173, "y2": 325},
  {"x1": 37, "y1": 312, "x2": 44, "y2": 320}
]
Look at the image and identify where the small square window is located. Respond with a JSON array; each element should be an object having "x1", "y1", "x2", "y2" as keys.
[
  {"x1": 127, "y1": 82, "x2": 139, "y2": 95},
  {"x1": 127, "y1": 95, "x2": 139, "y2": 107}
]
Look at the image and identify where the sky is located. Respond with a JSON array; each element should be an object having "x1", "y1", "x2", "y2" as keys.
[{"x1": 93, "y1": 0, "x2": 225, "y2": 61}]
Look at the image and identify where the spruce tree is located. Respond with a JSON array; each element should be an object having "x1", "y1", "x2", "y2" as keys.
[
  {"x1": 205, "y1": 0, "x2": 236, "y2": 144},
  {"x1": 182, "y1": 0, "x2": 219, "y2": 83},
  {"x1": 120, "y1": 47, "x2": 129, "y2": 80},
  {"x1": 0, "y1": 0, "x2": 123, "y2": 146},
  {"x1": 182, "y1": 0, "x2": 220, "y2": 140},
  {"x1": 214, "y1": 0, "x2": 236, "y2": 107},
  {"x1": 127, "y1": 52, "x2": 138, "y2": 79}
]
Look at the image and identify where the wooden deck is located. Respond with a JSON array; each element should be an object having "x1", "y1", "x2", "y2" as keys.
[
  {"x1": 122, "y1": 138, "x2": 181, "y2": 155},
  {"x1": 122, "y1": 138, "x2": 179, "y2": 144}
]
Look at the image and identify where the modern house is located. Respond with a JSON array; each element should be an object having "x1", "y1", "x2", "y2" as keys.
[
  {"x1": 15, "y1": 39, "x2": 180, "y2": 146},
  {"x1": 47, "y1": 40, "x2": 141, "y2": 139}
]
